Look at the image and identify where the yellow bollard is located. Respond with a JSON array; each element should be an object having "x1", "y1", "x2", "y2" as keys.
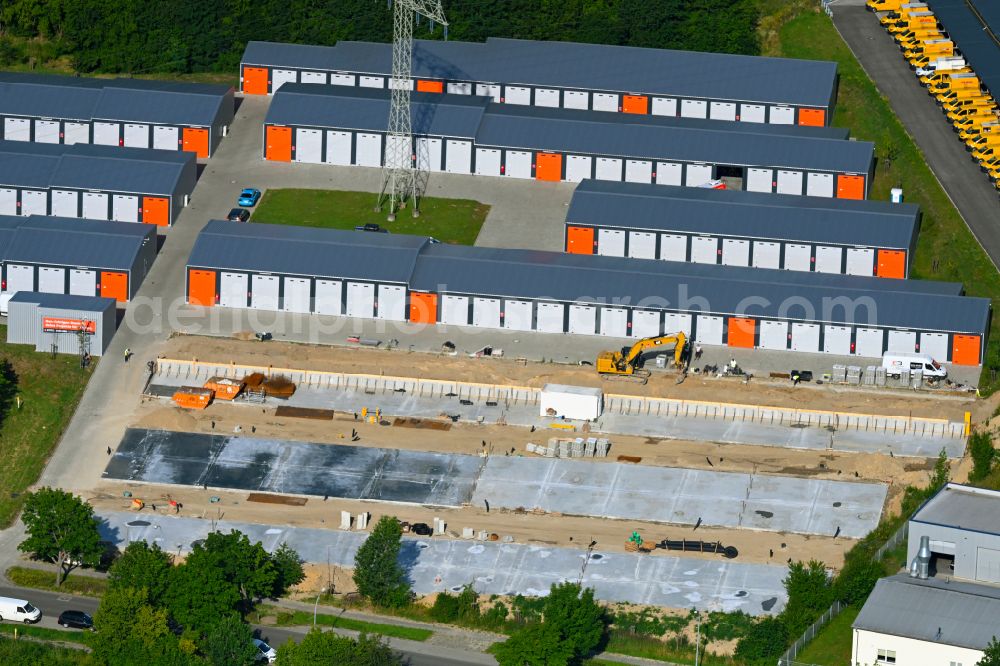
[
  {"x1": 965, "y1": 411, "x2": 972, "y2": 437},
  {"x1": 361, "y1": 407, "x2": 368, "y2": 419}
]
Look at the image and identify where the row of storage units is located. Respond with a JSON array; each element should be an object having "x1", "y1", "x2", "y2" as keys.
[
  {"x1": 0, "y1": 72, "x2": 235, "y2": 158},
  {"x1": 185, "y1": 222, "x2": 990, "y2": 365},
  {"x1": 0, "y1": 215, "x2": 156, "y2": 303},
  {"x1": 264, "y1": 85, "x2": 875, "y2": 198},
  {"x1": 240, "y1": 38, "x2": 837, "y2": 126},
  {"x1": 564, "y1": 179, "x2": 920, "y2": 278},
  {"x1": 0, "y1": 141, "x2": 196, "y2": 227}
]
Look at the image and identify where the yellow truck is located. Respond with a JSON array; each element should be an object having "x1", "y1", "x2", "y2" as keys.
[
  {"x1": 889, "y1": 11, "x2": 938, "y2": 34},
  {"x1": 943, "y1": 92, "x2": 995, "y2": 112},
  {"x1": 936, "y1": 86, "x2": 984, "y2": 106},
  {"x1": 946, "y1": 101, "x2": 997, "y2": 122},
  {"x1": 958, "y1": 120, "x2": 999, "y2": 142},
  {"x1": 931, "y1": 72, "x2": 980, "y2": 95},
  {"x1": 905, "y1": 39, "x2": 954, "y2": 62},
  {"x1": 868, "y1": 0, "x2": 903, "y2": 11},
  {"x1": 953, "y1": 111, "x2": 1000, "y2": 135},
  {"x1": 918, "y1": 60, "x2": 970, "y2": 84},
  {"x1": 897, "y1": 29, "x2": 945, "y2": 50},
  {"x1": 882, "y1": 3, "x2": 929, "y2": 26},
  {"x1": 971, "y1": 141, "x2": 1000, "y2": 163}
]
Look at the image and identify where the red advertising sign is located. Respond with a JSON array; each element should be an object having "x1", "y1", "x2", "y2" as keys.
[{"x1": 42, "y1": 317, "x2": 96, "y2": 334}]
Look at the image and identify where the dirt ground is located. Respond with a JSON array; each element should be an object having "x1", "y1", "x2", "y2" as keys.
[{"x1": 164, "y1": 334, "x2": 982, "y2": 421}]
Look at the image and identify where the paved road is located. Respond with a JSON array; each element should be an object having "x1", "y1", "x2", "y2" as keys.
[
  {"x1": 0, "y1": 584, "x2": 491, "y2": 665},
  {"x1": 831, "y1": 5, "x2": 1000, "y2": 268}
]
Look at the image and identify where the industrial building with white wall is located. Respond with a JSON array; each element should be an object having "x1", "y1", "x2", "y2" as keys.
[
  {"x1": 240, "y1": 37, "x2": 838, "y2": 126},
  {"x1": 263, "y1": 85, "x2": 875, "y2": 198},
  {"x1": 6, "y1": 292, "x2": 117, "y2": 356},
  {"x1": 185, "y1": 222, "x2": 989, "y2": 365},
  {"x1": 565, "y1": 180, "x2": 920, "y2": 278},
  {"x1": 0, "y1": 141, "x2": 197, "y2": 226},
  {"x1": 0, "y1": 72, "x2": 234, "y2": 158},
  {"x1": 0, "y1": 215, "x2": 156, "y2": 303}
]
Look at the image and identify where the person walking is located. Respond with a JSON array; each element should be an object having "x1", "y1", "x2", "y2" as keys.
[
  {"x1": 123, "y1": 347, "x2": 131, "y2": 363},
  {"x1": 694, "y1": 344, "x2": 703, "y2": 361}
]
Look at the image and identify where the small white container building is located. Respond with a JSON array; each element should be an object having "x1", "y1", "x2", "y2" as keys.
[{"x1": 540, "y1": 384, "x2": 604, "y2": 421}]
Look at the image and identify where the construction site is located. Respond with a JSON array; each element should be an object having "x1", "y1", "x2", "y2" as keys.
[{"x1": 1, "y1": 2, "x2": 998, "y2": 658}]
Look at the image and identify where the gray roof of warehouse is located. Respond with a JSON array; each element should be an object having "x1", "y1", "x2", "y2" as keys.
[
  {"x1": 0, "y1": 145, "x2": 63, "y2": 188},
  {"x1": 409, "y1": 243, "x2": 986, "y2": 333},
  {"x1": 242, "y1": 38, "x2": 837, "y2": 107},
  {"x1": 911, "y1": 483, "x2": 1000, "y2": 536},
  {"x1": 925, "y1": 0, "x2": 1000, "y2": 96},
  {"x1": 51, "y1": 145, "x2": 194, "y2": 195},
  {"x1": 0, "y1": 215, "x2": 153, "y2": 269},
  {"x1": 8, "y1": 291, "x2": 115, "y2": 311},
  {"x1": 267, "y1": 86, "x2": 873, "y2": 173},
  {"x1": 187, "y1": 220, "x2": 428, "y2": 283},
  {"x1": 854, "y1": 575, "x2": 1000, "y2": 650},
  {"x1": 0, "y1": 71, "x2": 231, "y2": 125},
  {"x1": 567, "y1": 180, "x2": 919, "y2": 248}
]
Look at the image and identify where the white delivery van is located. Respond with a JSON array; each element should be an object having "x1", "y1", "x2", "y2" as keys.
[
  {"x1": 882, "y1": 352, "x2": 947, "y2": 379},
  {"x1": 0, "y1": 596, "x2": 42, "y2": 623},
  {"x1": 0, "y1": 292, "x2": 13, "y2": 316}
]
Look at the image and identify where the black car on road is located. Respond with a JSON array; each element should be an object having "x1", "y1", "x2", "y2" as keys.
[
  {"x1": 58, "y1": 610, "x2": 93, "y2": 630},
  {"x1": 228, "y1": 208, "x2": 251, "y2": 222}
]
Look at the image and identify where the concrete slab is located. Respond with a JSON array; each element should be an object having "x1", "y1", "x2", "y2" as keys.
[
  {"x1": 95, "y1": 510, "x2": 787, "y2": 615},
  {"x1": 104, "y1": 428, "x2": 482, "y2": 507},
  {"x1": 470, "y1": 457, "x2": 886, "y2": 538}
]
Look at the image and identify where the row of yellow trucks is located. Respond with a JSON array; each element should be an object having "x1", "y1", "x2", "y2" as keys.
[{"x1": 867, "y1": 0, "x2": 1000, "y2": 187}]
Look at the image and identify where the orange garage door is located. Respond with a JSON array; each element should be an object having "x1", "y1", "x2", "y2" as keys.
[
  {"x1": 622, "y1": 95, "x2": 648, "y2": 114},
  {"x1": 876, "y1": 249, "x2": 906, "y2": 278},
  {"x1": 728, "y1": 317, "x2": 756, "y2": 348},
  {"x1": 837, "y1": 174, "x2": 865, "y2": 200},
  {"x1": 409, "y1": 292, "x2": 438, "y2": 324},
  {"x1": 416, "y1": 80, "x2": 444, "y2": 93},
  {"x1": 798, "y1": 108, "x2": 826, "y2": 126},
  {"x1": 100, "y1": 271, "x2": 129, "y2": 303},
  {"x1": 952, "y1": 334, "x2": 981, "y2": 366},
  {"x1": 265, "y1": 126, "x2": 293, "y2": 162},
  {"x1": 182, "y1": 127, "x2": 210, "y2": 158},
  {"x1": 188, "y1": 270, "x2": 217, "y2": 306},
  {"x1": 566, "y1": 226, "x2": 595, "y2": 254},
  {"x1": 535, "y1": 153, "x2": 562, "y2": 181},
  {"x1": 243, "y1": 66, "x2": 269, "y2": 95},
  {"x1": 142, "y1": 196, "x2": 170, "y2": 227}
]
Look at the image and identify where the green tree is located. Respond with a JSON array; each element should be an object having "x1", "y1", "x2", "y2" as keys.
[
  {"x1": 197, "y1": 530, "x2": 277, "y2": 606},
  {"x1": 930, "y1": 447, "x2": 951, "y2": 490},
  {"x1": 276, "y1": 628, "x2": 402, "y2": 666},
  {"x1": 494, "y1": 622, "x2": 574, "y2": 666},
  {"x1": 836, "y1": 556, "x2": 884, "y2": 605},
  {"x1": 93, "y1": 586, "x2": 191, "y2": 666},
  {"x1": 202, "y1": 614, "x2": 258, "y2": 666},
  {"x1": 18, "y1": 487, "x2": 104, "y2": 586},
  {"x1": 780, "y1": 560, "x2": 833, "y2": 636},
  {"x1": 163, "y1": 555, "x2": 241, "y2": 632},
  {"x1": 271, "y1": 542, "x2": 306, "y2": 597},
  {"x1": 978, "y1": 636, "x2": 1000, "y2": 666},
  {"x1": 353, "y1": 516, "x2": 411, "y2": 608},
  {"x1": 107, "y1": 541, "x2": 173, "y2": 605},
  {"x1": 970, "y1": 431, "x2": 996, "y2": 481},
  {"x1": 542, "y1": 582, "x2": 607, "y2": 661},
  {"x1": 734, "y1": 616, "x2": 789, "y2": 665}
]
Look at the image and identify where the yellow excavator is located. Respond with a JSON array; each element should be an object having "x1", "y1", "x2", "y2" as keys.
[{"x1": 596, "y1": 332, "x2": 689, "y2": 384}]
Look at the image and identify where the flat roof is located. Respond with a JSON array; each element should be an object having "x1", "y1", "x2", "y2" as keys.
[
  {"x1": 242, "y1": 37, "x2": 838, "y2": 108},
  {"x1": 0, "y1": 215, "x2": 154, "y2": 271},
  {"x1": 0, "y1": 71, "x2": 232, "y2": 126},
  {"x1": 911, "y1": 483, "x2": 1000, "y2": 536},
  {"x1": 566, "y1": 180, "x2": 919, "y2": 249},
  {"x1": 266, "y1": 86, "x2": 875, "y2": 174},
  {"x1": 854, "y1": 574, "x2": 1000, "y2": 650},
  {"x1": 9, "y1": 291, "x2": 116, "y2": 311},
  {"x1": 926, "y1": 0, "x2": 1000, "y2": 96}
]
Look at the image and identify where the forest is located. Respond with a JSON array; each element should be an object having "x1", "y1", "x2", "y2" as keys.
[{"x1": 0, "y1": 0, "x2": 761, "y2": 75}]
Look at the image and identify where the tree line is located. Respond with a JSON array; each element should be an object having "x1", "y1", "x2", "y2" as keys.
[{"x1": 0, "y1": 0, "x2": 761, "y2": 75}]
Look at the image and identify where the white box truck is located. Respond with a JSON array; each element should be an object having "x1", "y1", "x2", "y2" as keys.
[{"x1": 0, "y1": 596, "x2": 42, "y2": 623}]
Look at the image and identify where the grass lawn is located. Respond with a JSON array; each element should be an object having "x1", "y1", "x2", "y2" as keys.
[
  {"x1": 0, "y1": 326, "x2": 94, "y2": 527},
  {"x1": 257, "y1": 605, "x2": 433, "y2": 642},
  {"x1": 6, "y1": 566, "x2": 108, "y2": 597},
  {"x1": 0, "y1": 622, "x2": 95, "y2": 648},
  {"x1": 252, "y1": 189, "x2": 490, "y2": 246},
  {"x1": 768, "y1": 5, "x2": 1000, "y2": 393},
  {"x1": 793, "y1": 605, "x2": 860, "y2": 666}
]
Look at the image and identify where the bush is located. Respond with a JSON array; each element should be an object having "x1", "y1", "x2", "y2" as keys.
[
  {"x1": 701, "y1": 610, "x2": 754, "y2": 642},
  {"x1": 734, "y1": 616, "x2": 789, "y2": 665},
  {"x1": 970, "y1": 431, "x2": 996, "y2": 481},
  {"x1": 611, "y1": 609, "x2": 690, "y2": 638},
  {"x1": 835, "y1": 557, "x2": 884, "y2": 605},
  {"x1": 780, "y1": 560, "x2": 834, "y2": 637},
  {"x1": 482, "y1": 602, "x2": 508, "y2": 630},
  {"x1": 429, "y1": 592, "x2": 461, "y2": 623}
]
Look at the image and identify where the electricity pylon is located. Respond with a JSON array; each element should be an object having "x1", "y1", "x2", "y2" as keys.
[{"x1": 376, "y1": 0, "x2": 448, "y2": 221}]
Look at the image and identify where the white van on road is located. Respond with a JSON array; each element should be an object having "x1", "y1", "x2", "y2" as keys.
[
  {"x1": 882, "y1": 352, "x2": 947, "y2": 379},
  {"x1": 0, "y1": 596, "x2": 42, "y2": 623}
]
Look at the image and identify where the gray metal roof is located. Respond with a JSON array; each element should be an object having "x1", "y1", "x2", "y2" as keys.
[
  {"x1": 0, "y1": 215, "x2": 154, "y2": 271},
  {"x1": 926, "y1": 0, "x2": 1000, "y2": 97},
  {"x1": 242, "y1": 38, "x2": 838, "y2": 108},
  {"x1": 567, "y1": 180, "x2": 919, "y2": 249},
  {"x1": 911, "y1": 483, "x2": 1000, "y2": 536},
  {"x1": 267, "y1": 86, "x2": 874, "y2": 174},
  {"x1": 51, "y1": 145, "x2": 195, "y2": 195},
  {"x1": 0, "y1": 141, "x2": 194, "y2": 195},
  {"x1": 0, "y1": 72, "x2": 232, "y2": 126},
  {"x1": 266, "y1": 84, "x2": 488, "y2": 138},
  {"x1": 8, "y1": 290, "x2": 116, "y2": 311},
  {"x1": 854, "y1": 574, "x2": 1000, "y2": 650},
  {"x1": 187, "y1": 220, "x2": 428, "y2": 283}
]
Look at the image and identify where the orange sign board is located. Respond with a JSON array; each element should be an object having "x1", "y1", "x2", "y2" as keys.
[{"x1": 42, "y1": 317, "x2": 96, "y2": 334}]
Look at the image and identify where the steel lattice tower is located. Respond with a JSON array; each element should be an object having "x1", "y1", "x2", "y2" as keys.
[{"x1": 376, "y1": 0, "x2": 448, "y2": 221}]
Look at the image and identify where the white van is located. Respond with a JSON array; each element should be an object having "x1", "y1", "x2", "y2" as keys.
[
  {"x1": 882, "y1": 352, "x2": 947, "y2": 379},
  {"x1": 0, "y1": 596, "x2": 42, "y2": 624}
]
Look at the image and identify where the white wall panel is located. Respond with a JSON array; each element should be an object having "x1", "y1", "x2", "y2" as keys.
[
  {"x1": 855, "y1": 328, "x2": 884, "y2": 358},
  {"x1": 710, "y1": 102, "x2": 737, "y2": 121},
  {"x1": 445, "y1": 140, "x2": 472, "y2": 173},
  {"x1": 656, "y1": 162, "x2": 683, "y2": 186},
  {"x1": 50, "y1": 190, "x2": 78, "y2": 218},
  {"x1": 791, "y1": 323, "x2": 821, "y2": 352},
  {"x1": 663, "y1": 312, "x2": 693, "y2": 336},
  {"x1": 690, "y1": 236, "x2": 718, "y2": 264},
  {"x1": 219, "y1": 272, "x2": 248, "y2": 308},
  {"x1": 326, "y1": 130, "x2": 352, "y2": 166},
  {"x1": 685, "y1": 164, "x2": 713, "y2": 187},
  {"x1": 38, "y1": 267, "x2": 65, "y2": 294},
  {"x1": 814, "y1": 245, "x2": 843, "y2": 274},
  {"x1": 294, "y1": 128, "x2": 323, "y2": 163},
  {"x1": 415, "y1": 137, "x2": 442, "y2": 172},
  {"x1": 0, "y1": 188, "x2": 16, "y2": 215},
  {"x1": 34, "y1": 120, "x2": 60, "y2": 144},
  {"x1": 64, "y1": 122, "x2": 89, "y2": 145},
  {"x1": 153, "y1": 125, "x2": 179, "y2": 151},
  {"x1": 887, "y1": 330, "x2": 917, "y2": 353},
  {"x1": 770, "y1": 106, "x2": 795, "y2": 124},
  {"x1": 806, "y1": 172, "x2": 834, "y2": 198},
  {"x1": 475, "y1": 148, "x2": 501, "y2": 176},
  {"x1": 504, "y1": 300, "x2": 533, "y2": 331},
  {"x1": 446, "y1": 82, "x2": 471, "y2": 95},
  {"x1": 20, "y1": 190, "x2": 47, "y2": 216},
  {"x1": 752, "y1": 241, "x2": 780, "y2": 269},
  {"x1": 355, "y1": 133, "x2": 382, "y2": 167},
  {"x1": 92, "y1": 122, "x2": 119, "y2": 146},
  {"x1": 440, "y1": 295, "x2": 469, "y2": 325},
  {"x1": 695, "y1": 315, "x2": 723, "y2": 345},
  {"x1": 824, "y1": 325, "x2": 852, "y2": 354},
  {"x1": 624, "y1": 160, "x2": 652, "y2": 184},
  {"x1": 920, "y1": 332, "x2": 949, "y2": 361},
  {"x1": 4, "y1": 117, "x2": 31, "y2": 141},
  {"x1": 846, "y1": 248, "x2": 875, "y2": 276},
  {"x1": 776, "y1": 170, "x2": 803, "y2": 195},
  {"x1": 251, "y1": 274, "x2": 279, "y2": 310},
  {"x1": 504, "y1": 150, "x2": 532, "y2": 179},
  {"x1": 681, "y1": 99, "x2": 708, "y2": 118},
  {"x1": 359, "y1": 75, "x2": 384, "y2": 88},
  {"x1": 563, "y1": 90, "x2": 588, "y2": 110},
  {"x1": 660, "y1": 234, "x2": 686, "y2": 262},
  {"x1": 597, "y1": 229, "x2": 626, "y2": 257},
  {"x1": 384, "y1": 134, "x2": 410, "y2": 169},
  {"x1": 535, "y1": 88, "x2": 560, "y2": 107},
  {"x1": 627, "y1": 231, "x2": 656, "y2": 260},
  {"x1": 651, "y1": 97, "x2": 677, "y2": 116},
  {"x1": 595, "y1": 158, "x2": 623, "y2": 181},
  {"x1": 505, "y1": 86, "x2": 530, "y2": 105},
  {"x1": 5, "y1": 264, "x2": 34, "y2": 293},
  {"x1": 69, "y1": 269, "x2": 96, "y2": 297},
  {"x1": 592, "y1": 93, "x2": 618, "y2": 112},
  {"x1": 759, "y1": 320, "x2": 788, "y2": 350},
  {"x1": 330, "y1": 73, "x2": 356, "y2": 86},
  {"x1": 377, "y1": 284, "x2": 407, "y2": 321},
  {"x1": 282, "y1": 277, "x2": 311, "y2": 313},
  {"x1": 472, "y1": 297, "x2": 501, "y2": 328},
  {"x1": 345, "y1": 282, "x2": 375, "y2": 318},
  {"x1": 271, "y1": 69, "x2": 298, "y2": 91},
  {"x1": 746, "y1": 168, "x2": 773, "y2": 193},
  {"x1": 300, "y1": 71, "x2": 326, "y2": 84},
  {"x1": 565, "y1": 155, "x2": 592, "y2": 182},
  {"x1": 112, "y1": 195, "x2": 138, "y2": 222},
  {"x1": 599, "y1": 307, "x2": 628, "y2": 337},
  {"x1": 535, "y1": 303, "x2": 564, "y2": 333},
  {"x1": 476, "y1": 83, "x2": 501, "y2": 102},
  {"x1": 123, "y1": 123, "x2": 149, "y2": 148},
  {"x1": 314, "y1": 279, "x2": 342, "y2": 315},
  {"x1": 631, "y1": 310, "x2": 661, "y2": 338},
  {"x1": 721, "y1": 239, "x2": 750, "y2": 266},
  {"x1": 81, "y1": 192, "x2": 108, "y2": 220},
  {"x1": 740, "y1": 104, "x2": 766, "y2": 123},
  {"x1": 567, "y1": 305, "x2": 596, "y2": 335},
  {"x1": 784, "y1": 243, "x2": 812, "y2": 272}
]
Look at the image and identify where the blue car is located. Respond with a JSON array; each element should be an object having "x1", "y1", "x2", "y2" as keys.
[{"x1": 238, "y1": 188, "x2": 261, "y2": 207}]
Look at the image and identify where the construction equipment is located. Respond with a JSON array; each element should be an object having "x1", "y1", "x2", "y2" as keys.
[{"x1": 596, "y1": 332, "x2": 688, "y2": 384}]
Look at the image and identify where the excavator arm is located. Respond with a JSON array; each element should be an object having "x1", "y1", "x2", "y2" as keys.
[{"x1": 622, "y1": 332, "x2": 687, "y2": 368}]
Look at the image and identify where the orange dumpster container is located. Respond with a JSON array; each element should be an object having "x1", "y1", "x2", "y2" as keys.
[
  {"x1": 203, "y1": 377, "x2": 245, "y2": 401},
  {"x1": 173, "y1": 387, "x2": 214, "y2": 410}
]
